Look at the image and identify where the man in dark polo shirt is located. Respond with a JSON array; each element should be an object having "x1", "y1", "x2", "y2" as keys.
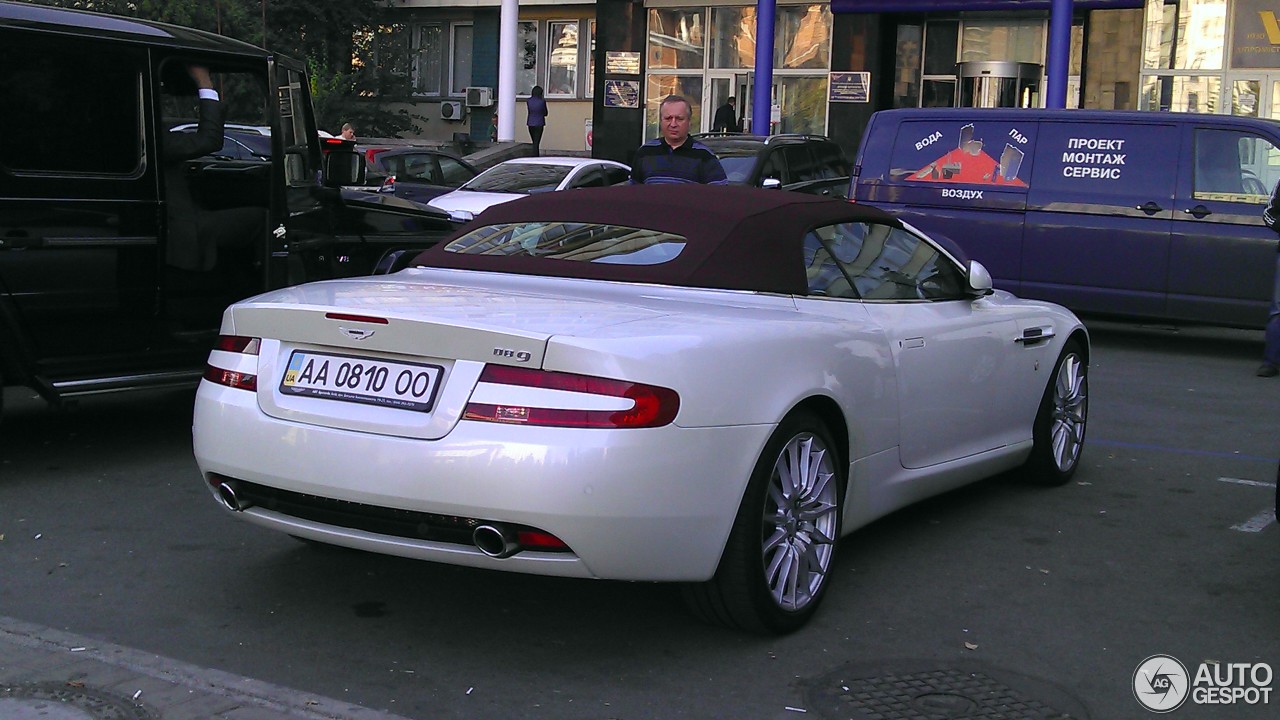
[{"x1": 630, "y1": 95, "x2": 727, "y2": 185}]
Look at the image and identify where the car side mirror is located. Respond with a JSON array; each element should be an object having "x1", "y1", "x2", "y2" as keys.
[
  {"x1": 761, "y1": 177, "x2": 782, "y2": 190},
  {"x1": 967, "y1": 260, "x2": 994, "y2": 297},
  {"x1": 323, "y1": 149, "x2": 365, "y2": 187}
]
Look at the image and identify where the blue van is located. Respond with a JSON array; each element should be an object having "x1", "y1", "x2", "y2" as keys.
[{"x1": 851, "y1": 108, "x2": 1280, "y2": 329}]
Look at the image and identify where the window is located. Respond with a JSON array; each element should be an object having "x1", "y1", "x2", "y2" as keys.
[
  {"x1": 1193, "y1": 129, "x2": 1280, "y2": 201},
  {"x1": 438, "y1": 156, "x2": 473, "y2": 185},
  {"x1": 445, "y1": 222, "x2": 688, "y2": 266},
  {"x1": 1143, "y1": 0, "x2": 1226, "y2": 71},
  {"x1": 961, "y1": 17, "x2": 1044, "y2": 65},
  {"x1": 451, "y1": 24, "x2": 473, "y2": 96},
  {"x1": 0, "y1": 37, "x2": 142, "y2": 174},
  {"x1": 588, "y1": 21, "x2": 597, "y2": 98},
  {"x1": 773, "y1": 75, "x2": 827, "y2": 134},
  {"x1": 354, "y1": 24, "x2": 411, "y2": 96},
  {"x1": 648, "y1": 8, "x2": 705, "y2": 70},
  {"x1": 645, "y1": 76, "x2": 704, "y2": 138},
  {"x1": 894, "y1": 25, "x2": 923, "y2": 107},
  {"x1": 803, "y1": 223, "x2": 965, "y2": 301},
  {"x1": 548, "y1": 21, "x2": 578, "y2": 97},
  {"x1": 466, "y1": 163, "x2": 572, "y2": 194},
  {"x1": 711, "y1": 7, "x2": 756, "y2": 69},
  {"x1": 774, "y1": 5, "x2": 831, "y2": 70},
  {"x1": 414, "y1": 24, "x2": 444, "y2": 96},
  {"x1": 921, "y1": 20, "x2": 957, "y2": 107},
  {"x1": 519, "y1": 21, "x2": 539, "y2": 95}
]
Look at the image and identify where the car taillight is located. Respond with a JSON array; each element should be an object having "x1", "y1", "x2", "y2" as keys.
[
  {"x1": 463, "y1": 365, "x2": 679, "y2": 429},
  {"x1": 205, "y1": 334, "x2": 260, "y2": 391},
  {"x1": 213, "y1": 335, "x2": 260, "y2": 354}
]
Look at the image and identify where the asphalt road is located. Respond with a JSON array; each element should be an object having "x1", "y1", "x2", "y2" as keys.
[{"x1": 1, "y1": 319, "x2": 1277, "y2": 720}]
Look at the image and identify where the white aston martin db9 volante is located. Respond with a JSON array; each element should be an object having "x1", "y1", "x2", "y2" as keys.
[{"x1": 194, "y1": 184, "x2": 1088, "y2": 633}]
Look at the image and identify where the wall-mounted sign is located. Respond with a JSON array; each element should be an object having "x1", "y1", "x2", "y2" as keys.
[
  {"x1": 829, "y1": 72, "x2": 871, "y2": 103},
  {"x1": 604, "y1": 80, "x2": 641, "y2": 109},
  {"x1": 606, "y1": 51, "x2": 642, "y2": 76},
  {"x1": 1231, "y1": 0, "x2": 1280, "y2": 69}
]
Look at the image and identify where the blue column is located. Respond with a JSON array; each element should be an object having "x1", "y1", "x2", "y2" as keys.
[
  {"x1": 752, "y1": 0, "x2": 776, "y2": 135},
  {"x1": 1046, "y1": 0, "x2": 1072, "y2": 109}
]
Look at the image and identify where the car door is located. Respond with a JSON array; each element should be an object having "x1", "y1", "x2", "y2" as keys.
[
  {"x1": 801, "y1": 221, "x2": 1037, "y2": 470},
  {"x1": 0, "y1": 33, "x2": 161, "y2": 377},
  {"x1": 1023, "y1": 119, "x2": 1180, "y2": 318},
  {"x1": 1168, "y1": 124, "x2": 1279, "y2": 327},
  {"x1": 437, "y1": 155, "x2": 477, "y2": 188}
]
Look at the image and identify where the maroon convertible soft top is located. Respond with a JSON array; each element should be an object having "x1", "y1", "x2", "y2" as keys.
[{"x1": 410, "y1": 184, "x2": 903, "y2": 295}]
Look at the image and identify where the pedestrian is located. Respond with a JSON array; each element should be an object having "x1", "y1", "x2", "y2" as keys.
[
  {"x1": 340, "y1": 122, "x2": 356, "y2": 141},
  {"x1": 630, "y1": 95, "x2": 727, "y2": 185},
  {"x1": 526, "y1": 86, "x2": 547, "y2": 156},
  {"x1": 1259, "y1": 179, "x2": 1280, "y2": 376},
  {"x1": 712, "y1": 96, "x2": 740, "y2": 133}
]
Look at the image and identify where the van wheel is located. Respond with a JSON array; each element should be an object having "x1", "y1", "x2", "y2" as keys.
[
  {"x1": 682, "y1": 412, "x2": 842, "y2": 633},
  {"x1": 1024, "y1": 339, "x2": 1088, "y2": 485}
]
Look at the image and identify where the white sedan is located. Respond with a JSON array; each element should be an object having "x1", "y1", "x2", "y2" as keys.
[
  {"x1": 194, "y1": 184, "x2": 1088, "y2": 633},
  {"x1": 426, "y1": 156, "x2": 630, "y2": 222}
]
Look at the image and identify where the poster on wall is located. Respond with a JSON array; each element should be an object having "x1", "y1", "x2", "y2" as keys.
[
  {"x1": 829, "y1": 72, "x2": 871, "y2": 103},
  {"x1": 604, "y1": 80, "x2": 641, "y2": 109},
  {"x1": 1231, "y1": 0, "x2": 1280, "y2": 69},
  {"x1": 605, "y1": 52, "x2": 642, "y2": 76}
]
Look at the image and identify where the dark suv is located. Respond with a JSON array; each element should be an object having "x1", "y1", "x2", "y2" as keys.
[
  {"x1": 695, "y1": 133, "x2": 852, "y2": 199},
  {"x1": 0, "y1": 2, "x2": 453, "y2": 422}
]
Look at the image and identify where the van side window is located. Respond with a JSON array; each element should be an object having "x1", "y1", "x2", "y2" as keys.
[
  {"x1": 0, "y1": 37, "x2": 142, "y2": 175},
  {"x1": 804, "y1": 222, "x2": 966, "y2": 301},
  {"x1": 1193, "y1": 129, "x2": 1279, "y2": 202}
]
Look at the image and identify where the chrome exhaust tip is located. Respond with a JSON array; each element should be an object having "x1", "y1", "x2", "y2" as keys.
[
  {"x1": 217, "y1": 481, "x2": 252, "y2": 512},
  {"x1": 472, "y1": 524, "x2": 519, "y2": 558}
]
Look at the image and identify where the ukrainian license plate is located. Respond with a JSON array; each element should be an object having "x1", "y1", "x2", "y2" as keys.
[{"x1": 280, "y1": 351, "x2": 442, "y2": 412}]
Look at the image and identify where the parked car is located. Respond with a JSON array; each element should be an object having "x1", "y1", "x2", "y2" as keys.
[
  {"x1": 0, "y1": 1, "x2": 453, "y2": 423},
  {"x1": 170, "y1": 127, "x2": 272, "y2": 161},
  {"x1": 428, "y1": 157, "x2": 631, "y2": 222},
  {"x1": 696, "y1": 133, "x2": 852, "y2": 198},
  {"x1": 363, "y1": 146, "x2": 479, "y2": 203},
  {"x1": 193, "y1": 184, "x2": 1089, "y2": 633},
  {"x1": 852, "y1": 107, "x2": 1280, "y2": 329}
]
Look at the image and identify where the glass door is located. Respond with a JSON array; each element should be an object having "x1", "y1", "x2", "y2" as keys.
[
  {"x1": 1225, "y1": 74, "x2": 1280, "y2": 120},
  {"x1": 703, "y1": 72, "x2": 750, "y2": 133}
]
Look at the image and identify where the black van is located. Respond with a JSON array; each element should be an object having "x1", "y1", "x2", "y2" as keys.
[
  {"x1": 852, "y1": 108, "x2": 1280, "y2": 329},
  {"x1": 0, "y1": 2, "x2": 452, "y2": 420}
]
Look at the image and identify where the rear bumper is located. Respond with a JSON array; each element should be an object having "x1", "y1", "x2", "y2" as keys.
[{"x1": 193, "y1": 380, "x2": 774, "y2": 581}]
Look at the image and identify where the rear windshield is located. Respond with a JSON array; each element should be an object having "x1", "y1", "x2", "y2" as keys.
[
  {"x1": 444, "y1": 222, "x2": 687, "y2": 265},
  {"x1": 463, "y1": 163, "x2": 572, "y2": 193}
]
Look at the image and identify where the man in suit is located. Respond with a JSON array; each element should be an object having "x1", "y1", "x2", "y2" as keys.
[
  {"x1": 712, "y1": 96, "x2": 740, "y2": 133},
  {"x1": 163, "y1": 64, "x2": 226, "y2": 272}
]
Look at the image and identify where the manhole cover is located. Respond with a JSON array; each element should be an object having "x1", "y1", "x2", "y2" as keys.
[
  {"x1": 802, "y1": 661, "x2": 1090, "y2": 719},
  {"x1": 0, "y1": 683, "x2": 155, "y2": 720}
]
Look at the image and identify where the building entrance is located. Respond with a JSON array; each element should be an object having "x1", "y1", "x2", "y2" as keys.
[
  {"x1": 956, "y1": 61, "x2": 1041, "y2": 108},
  {"x1": 1227, "y1": 74, "x2": 1280, "y2": 120}
]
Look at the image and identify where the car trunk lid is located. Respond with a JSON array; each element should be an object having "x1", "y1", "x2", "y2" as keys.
[{"x1": 225, "y1": 275, "x2": 669, "y2": 439}]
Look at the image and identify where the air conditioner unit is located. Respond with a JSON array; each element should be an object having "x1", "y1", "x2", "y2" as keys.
[
  {"x1": 439, "y1": 101, "x2": 464, "y2": 121},
  {"x1": 465, "y1": 86, "x2": 494, "y2": 107}
]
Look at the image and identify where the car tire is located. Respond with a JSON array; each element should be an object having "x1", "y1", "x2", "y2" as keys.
[
  {"x1": 1023, "y1": 338, "x2": 1088, "y2": 486},
  {"x1": 682, "y1": 411, "x2": 842, "y2": 633}
]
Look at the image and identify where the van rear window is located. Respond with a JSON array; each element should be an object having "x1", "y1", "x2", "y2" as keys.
[{"x1": 0, "y1": 35, "x2": 143, "y2": 176}]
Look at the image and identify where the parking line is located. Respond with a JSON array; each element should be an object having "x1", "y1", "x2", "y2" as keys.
[
  {"x1": 1231, "y1": 509, "x2": 1277, "y2": 533},
  {"x1": 1215, "y1": 478, "x2": 1277, "y2": 533},
  {"x1": 1217, "y1": 477, "x2": 1277, "y2": 488}
]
